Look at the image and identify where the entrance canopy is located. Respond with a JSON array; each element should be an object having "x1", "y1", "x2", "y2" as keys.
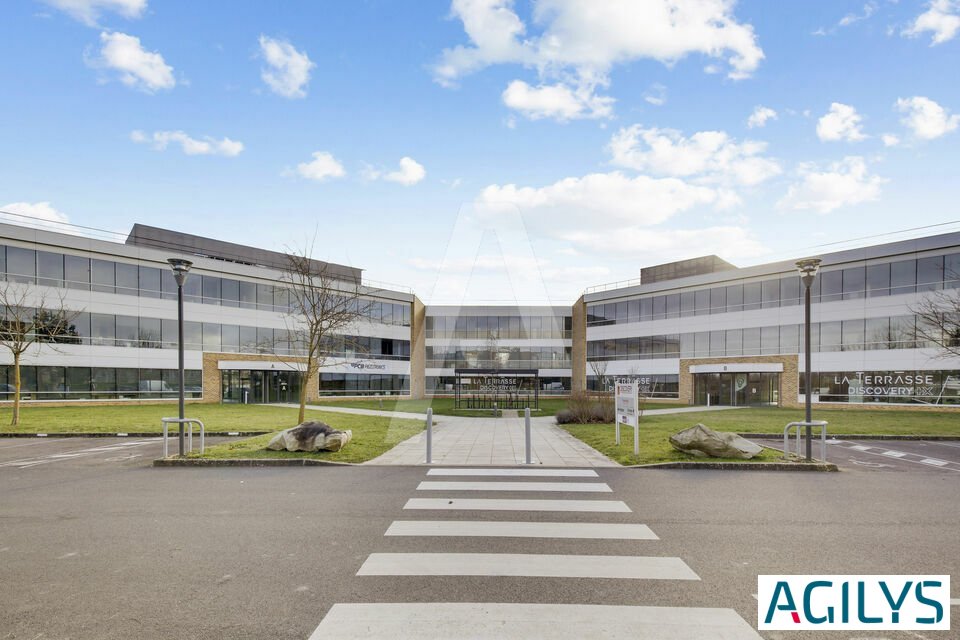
[{"x1": 454, "y1": 368, "x2": 539, "y2": 411}]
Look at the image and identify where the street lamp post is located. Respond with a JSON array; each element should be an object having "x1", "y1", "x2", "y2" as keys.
[
  {"x1": 796, "y1": 258, "x2": 822, "y2": 462},
  {"x1": 167, "y1": 258, "x2": 193, "y2": 456}
]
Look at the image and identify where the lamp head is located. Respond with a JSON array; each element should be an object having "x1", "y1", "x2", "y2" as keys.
[
  {"x1": 796, "y1": 258, "x2": 822, "y2": 288},
  {"x1": 167, "y1": 258, "x2": 193, "y2": 287}
]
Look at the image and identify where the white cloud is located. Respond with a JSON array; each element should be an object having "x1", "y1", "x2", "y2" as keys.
[
  {"x1": 434, "y1": 0, "x2": 763, "y2": 120},
  {"x1": 747, "y1": 105, "x2": 777, "y2": 128},
  {"x1": 501, "y1": 80, "x2": 613, "y2": 120},
  {"x1": 560, "y1": 225, "x2": 769, "y2": 261},
  {"x1": 895, "y1": 96, "x2": 959, "y2": 140},
  {"x1": 258, "y1": 35, "x2": 314, "y2": 99},
  {"x1": 839, "y1": 2, "x2": 878, "y2": 27},
  {"x1": 384, "y1": 157, "x2": 427, "y2": 186},
  {"x1": 607, "y1": 125, "x2": 781, "y2": 187},
  {"x1": 903, "y1": 0, "x2": 960, "y2": 45},
  {"x1": 43, "y1": 0, "x2": 146, "y2": 26},
  {"x1": 778, "y1": 156, "x2": 885, "y2": 214},
  {"x1": 0, "y1": 201, "x2": 70, "y2": 229},
  {"x1": 816, "y1": 102, "x2": 867, "y2": 142},
  {"x1": 643, "y1": 83, "x2": 667, "y2": 106},
  {"x1": 296, "y1": 152, "x2": 346, "y2": 182},
  {"x1": 130, "y1": 130, "x2": 244, "y2": 156},
  {"x1": 89, "y1": 31, "x2": 174, "y2": 92},
  {"x1": 881, "y1": 133, "x2": 901, "y2": 147},
  {"x1": 478, "y1": 171, "x2": 719, "y2": 231}
]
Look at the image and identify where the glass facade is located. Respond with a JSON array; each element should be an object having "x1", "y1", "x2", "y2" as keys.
[
  {"x1": 427, "y1": 345, "x2": 571, "y2": 369},
  {"x1": 426, "y1": 314, "x2": 572, "y2": 339},
  {"x1": 0, "y1": 244, "x2": 410, "y2": 326},
  {"x1": 318, "y1": 373, "x2": 410, "y2": 396},
  {"x1": 800, "y1": 371, "x2": 960, "y2": 405},
  {"x1": 586, "y1": 251, "x2": 960, "y2": 326},
  {"x1": 0, "y1": 366, "x2": 202, "y2": 400}
]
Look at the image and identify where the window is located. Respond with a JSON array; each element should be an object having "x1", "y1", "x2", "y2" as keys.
[
  {"x1": 680, "y1": 291, "x2": 695, "y2": 316},
  {"x1": 221, "y1": 279, "x2": 240, "y2": 307},
  {"x1": 637, "y1": 298, "x2": 650, "y2": 322},
  {"x1": 710, "y1": 288, "x2": 726, "y2": 314},
  {"x1": 202, "y1": 275, "x2": 222, "y2": 305},
  {"x1": 90, "y1": 313, "x2": 115, "y2": 346},
  {"x1": 183, "y1": 274, "x2": 201, "y2": 304},
  {"x1": 92, "y1": 368, "x2": 116, "y2": 399},
  {"x1": 709, "y1": 330, "x2": 725, "y2": 356},
  {"x1": 160, "y1": 268, "x2": 177, "y2": 300},
  {"x1": 694, "y1": 289, "x2": 710, "y2": 316},
  {"x1": 6, "y1": 246, "x2": 36, "y2": 284},
  {"x1": 615, "y1": 302, "x2": 628, "y2": 323},
  {"x1": 761, "y1": 279, "x2": 780, "y2": 309},
  {"x1": 652, "y1": 296, "x2": 666, "y2": 320},
  {"x1": 90, "y1": 258, "x2": 117, "y2": 293},
  {"x1": 239, "y1": 281, "x2": 257, "y2": 309},
  {"x1": 917, "y1": 255, "x2": 944, "y2": 292},
  {"x1": 161, "y1": 319, "x2": 177, "y2": 350},
  {"x1": 890, "y1": 259, "x2": 916, "y2": 295},
  {"x1": 139, "y1": 266, "x2": 161, "y2": 299},
  {"x1": 726, "y1": 328, "x2": 742, "y2": 356},
  {"x1": 865, "y1": 317, "x2": 890, "y2": 350},
  {"x1": 743, "y1": 327, "x2": 761, "y2": 355},
  {"x1": 743, "y1": 282, "x2": 761, "y2": 310},
  {"x1": 64, "y1": 255, "x2": 90, "y2": 291},
  {"x1": 221, "y1": 324, "x2": 240, "y2": 352},
  {"x1": 203, "y1": 323, "x2": 221, "y2": 351},
  {"x1": 115, "y1": 262, "x2": 139, "y2": 296},
  {"x1": 945, "y1": 253, "x2": 960, "y2": 289},
  {"x1": 725, "y1": 284, "x2": 743, "y2": 313},
  {"x1": 761, "y1": 326, "x2": 779, "y2": 354},
  {"x1": 38, "y1": 366, "x2": 65, "y2": 398},
  {"x1": 70, "y1": 312, "x2": 90, "y2": 343},
  {"x1": 842, "y1": 266, "x2": 865, "y2": 300},
  {"x1": 139, "y1": 317, "x2": 162, "y2": 348},
  {"x1": 842, "y1": 319, "x2": 865, "y2": 351},
  {"x1": 66, "y1": 367, "x2": 91, "y2": 399},
  {"x1": 680, "y1": 333, "x2": 695, "y2": 358},
  {"x1": 865, "y1": 263, "x2": 890, "y2": 298},
  {"x1": 819, "y1": 321, "x2": 842, "y2": 351},
  {"x1": 779, "y1": 276, "x2": 800, "y2": 307},
  {"x1": 819, "y1": 270, "x2": 842, "y2": 303},
  {"x1": 665, "y1": 294, "x2": 680, "y2": 319},
  {"x1": 890, "y1": 315, "x2": 915, "y2": 349},
  {"x1": 694, "y1": 332, "x2": 709, "y2": 357},
  {"x1": 115, "y1": 315, "x2": 138, "y2": 347},
  {"x1": 780, "y1": 325, "x2": 799, "y2": 354},
  {"x1": 184, "y1": 321, "x2": 203, "y2": 350},
  {"x1": 36, "y1": 251, "x2": 64, "y2": 287}
]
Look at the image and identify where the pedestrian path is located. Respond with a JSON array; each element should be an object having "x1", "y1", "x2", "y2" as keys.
[
  {"x1": 367, "y1": 413, "x2": 617, "y2": 467},
  {"x1": 308, "y1": 467, "x2": 762, "y2": 639}
]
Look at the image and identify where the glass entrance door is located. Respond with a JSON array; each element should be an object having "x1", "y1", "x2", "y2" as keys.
[
  {"x1": 221, "y1": 369, "x2": 301, "y2": 404},
  {"x1": 695, "y1": 372, "x2": 780, "y2": 407}
]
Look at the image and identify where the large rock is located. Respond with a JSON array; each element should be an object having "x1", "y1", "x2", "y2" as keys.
[
  {"x1": 267, "y1": 421, "x2": 353, "y2": 452},
  {"x1": 669, "y1": 423, "x2": 762, "y2": 460}
]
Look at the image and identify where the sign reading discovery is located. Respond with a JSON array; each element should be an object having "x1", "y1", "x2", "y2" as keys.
[{"x1": 758, "y1": 575, "x2": 950, "y2": 630}]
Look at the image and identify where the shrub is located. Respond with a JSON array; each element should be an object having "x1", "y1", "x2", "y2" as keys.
[
  {"x1": 555, "y1": 409, "x2": 576, "y2": 424},
  {"x1": 560, "y1": 392, "x2": 616, "y2": 424}
]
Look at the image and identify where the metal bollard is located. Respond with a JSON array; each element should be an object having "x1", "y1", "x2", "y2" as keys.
[
  {"x1": 524, "y1": 407, "x2": 532, "y2": 464},
  {"x1": 425, "y1": 408, "x2": 433, "y2": 465}
]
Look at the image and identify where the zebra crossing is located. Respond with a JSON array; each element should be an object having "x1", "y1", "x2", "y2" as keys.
[{"x1": 309, "y1": 467, "x2": 762, "y2": 639}]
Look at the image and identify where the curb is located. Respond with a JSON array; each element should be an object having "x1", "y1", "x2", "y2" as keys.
[
  {"x1": 0, "y1": 432, "x2": 268, "y2": 438},
  {"x1": 153, "y1": 457, "x2": 358, "y2": 467},
  {"x1": 626, "y1": 461, "x2": 839, "y2": 471},
  {"x1": 741, "y1": 434, "x2": 960, "y2": 441}
]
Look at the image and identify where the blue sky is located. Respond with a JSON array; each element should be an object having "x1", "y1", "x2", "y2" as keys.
[{"x1": 1, "y1": 0, "x2": 959, "y2": 303}]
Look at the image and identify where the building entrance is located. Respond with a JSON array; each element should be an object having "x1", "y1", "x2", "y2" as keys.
[
  {"x1": 221, "y1": 369, "x2": 301, "y2": 404},
  {"x1": 694, "y1": 372, "x2": 779, "y2": 407}
]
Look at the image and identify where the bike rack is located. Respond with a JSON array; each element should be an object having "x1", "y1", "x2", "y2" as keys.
[
  {"x1": 783, "y1": 420, "x2": 828, "y2": 462},
  {"x1": 161, "y1": 418, "x2": 206, "y2": 457}
]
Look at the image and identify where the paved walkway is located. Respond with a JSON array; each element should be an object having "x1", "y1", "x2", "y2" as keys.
[{"x1": 299, "y1": 402, "x2": 738, "y2": 467}]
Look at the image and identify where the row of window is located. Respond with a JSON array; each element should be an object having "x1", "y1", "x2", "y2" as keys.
[
  {"x1": 318, "y1": 373, "x2": 410, "y2": 395},
  {"x1": 587, "y1": 252, "x2": 960, "y2": 326},
  {"x1": 798, "y1": 370, "x2": 960, "y2": 405},
  {"x1": 0, "y1": 366, "x2": 202, "y2": 400},
  {"x1": 426, "y1": 346, "x2": 572, "y2": 370},
  {"x1": 14, "y1": 310, "x2": 411, "y2": 359},
  {"x1": 586, "y1": 314, "x2": 934, "y2": 360},
  {"x1": 0, "y1": 244, "x2": 411, "y2": 325},
  {"x1": 426, "y1": 315, "x2": 572, "y2": 340}
]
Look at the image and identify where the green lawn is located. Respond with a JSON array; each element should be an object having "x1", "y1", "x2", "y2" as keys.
[
  {"x1": 190, "y1": 412, "x2": 424, "y2": 464},
  {"x1": 561, "y1": 405, "x2": 960, "y2": 466},
  {"x1": 0, "y1": 404, "x2": 311, "y2": 434}
]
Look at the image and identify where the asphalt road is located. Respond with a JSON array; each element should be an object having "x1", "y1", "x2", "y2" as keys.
[{"x1": 0, "y1": 438, "x2": 958, "y2": 639}]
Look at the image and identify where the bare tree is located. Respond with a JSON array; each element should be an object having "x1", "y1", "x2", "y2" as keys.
[
  {"x1": 281, "y1": 242, "x2": 371, "y2": 424},
  {"x1": 588, "y1": 359, "x2": 609, "y2": 396},
  {"x1": 0, "y1": 282, "x2": 77, "y2": 426},
  {"x1": 912, "y1": 287, "x2": 960, "y2": 358}
]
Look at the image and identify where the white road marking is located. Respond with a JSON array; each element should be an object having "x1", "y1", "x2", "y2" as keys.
[
  {"x1": 0, "y1": 438, "x2": 69, "y2": 450},
  {"x1": 952, "y1": 598, "x2": 960, "y2": 606},
  {"x1": 882, "y1": 451, "x2": 907, "y2": 458},
  {"x1": 308, "y1": 603, "x2": 761, "y2": 639},
  {"x1": 416, "y1": 481, "x2": 611, "y2": 493},
  {"x1": 384, "y1": 520, "x2": 658, "y2": 540},
  {"x1": 0, "y1": 440, "x2": 159, "y2": 468},
  {"x1": 404, "y1": 498, "x2": 631, "y2": 513},
  {"x1": 836, "y1": 446, "x2": 960, "y2": 473},
  {"x1": 921, "y1": 458, "x2": 948, "y2": 466},
  {"x1": 851, "y1": 445, "x2": 871, "y2": 451},
  {"x1": 427, "y1": 468, "x2": 599, "y2": 477},
  {"x1": 357, "y1": 553, "x2": 699, "y2": 580}
]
